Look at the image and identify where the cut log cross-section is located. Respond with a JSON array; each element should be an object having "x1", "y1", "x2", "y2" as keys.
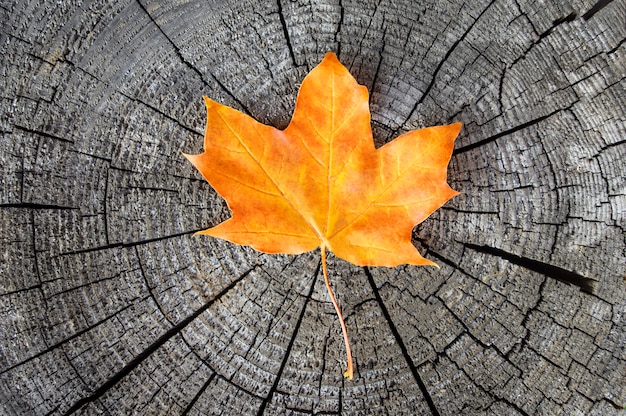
[{"x1": 0, "y1": 0, "x2": 624, "y2": 415}]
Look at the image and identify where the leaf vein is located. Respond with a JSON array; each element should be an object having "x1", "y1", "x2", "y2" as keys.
[
  {"x1": 215, "y1": 110, "x2": 323, "y2": 239},
  {"x1": 329, "y1": 138, "x2": 444, "y2": 240}
]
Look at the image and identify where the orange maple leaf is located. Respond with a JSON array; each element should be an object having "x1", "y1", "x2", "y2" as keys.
[{"x1": 185, "y1": 52, "x2": 461, "y2": 379}]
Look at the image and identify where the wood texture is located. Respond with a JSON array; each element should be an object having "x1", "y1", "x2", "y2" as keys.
[{"x1": 1, "y1": 0, "x2": 624, "y2": 414}]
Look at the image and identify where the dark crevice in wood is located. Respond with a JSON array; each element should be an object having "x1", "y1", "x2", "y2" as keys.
[
  {"x1": 369, "y1": 29, "x2": 385, "y2": 102},
  {"x1": 0, "y1": 302, "x2": 135, "y2": 376},
  {"x1": 441, "y1": 334, "x2": 530, "y2": 416},
  {"x1": 58, "y1": 243, "x2": 117, "y2": 257},
  {"x1": 607, "y1": 37, "x2": 625, "y2": 55},
  {"x1": 107, "y1": 165, "x2": 154, "y2": 176},
  {"x1": 363, "y1": 267, "x2": 440, "y2": 416},
  {"x1": 284, "y1": 405, "x2": 318, "y2": 414},
  {"x1": 421, "y1": 244, "x2": 461, "y2": 271},
  {"x1": 452, "y1": 108, "x2": 561, "y2": 154},
  {"x1": 338, "y1": 389, "x2": 343, "y2": 413},
  {"x1": 603, "y1": 396, "x2": 626, "y2": 410},
  {"x1": 103, "y1": 169, "x2": 111, "y2": 245},
  {"x1": 63, "y1": 59, "x2": 201, "y2": 143},
  {"x1": 135, "y1": 246, "x2": 176, "y2": 327},
  {"x1": 438, "y1": 298, "x2": 509, "y2": 358},
  {"x1": 598, "y1": 138, "x2": 626, "y2": 153},
  {"x1": 134, "y1": 0, "x2": 208, "y2": 87},
  {"x1": 14, "y1": 124, "x2": 74, "y2": 144},
  {"x1": 0, "y1": 203, "x2": 77, "y2": 210},
  {"x1": 3, "y1": 30, "x2": 32, "y2": 45},
  {"x1": 425, "y1": 243, "x2": 531, "y2": 323},
  {"x1": 317, "y1": 326, "x2": 332, "y2": 405},
  {"x1": 62, "y1": 266, "x2": 257, "y2": 415},
  {"x1": 277, "y1": 255, "x2": 301, "y2": 275},
  {"x1": 117, "y1": 91, "x2": 202, "y2": 137},
  {"x1": 244, "y1": 271, "x2": 316, "y2": 363},
  {"x1": 70, "y1": 149, "x2": 112, "y2": 163},
  {"x1": 209, "y1": 71, "x2": 254, "y2": 116},
  {"x1": 350, "y1": 0, "x2": 382, "y2": 71},
  {"x1": 61, "y1": 59, "x2": 101, "y2": 83},
  {"x1": 582, "y1": 0, "x2": 614, "y2": 20},
  {"x1": 258, "y1": 288, "x2": 309, "y2": 344},
  {"x1": 464, "y1": 243, "x2": 596, "y2": 293},
  {"x1": 337, "y1": 0, "x2": 345, "y2": 57},
  {"x1": 256, "y1": 264, "x2": 318, "y2": 416},
  {"x1": 181, "y1": 372, "x2": 216, "y2": 415},
  {"x1": 123, "y1": 185, "x2": 178, "y2": 193},
  {"x1": 214, "y1": 369, "x2": 267, "y2": 401},
  {"x1": 551, "y1": 11, "x2": 577, "y2": 27},
  {"x1": 48, "y1": 272, "x2": 126, "y2": 300},
  {"x1": 440, "y1": 206, "x2": 499, "y2": 215},
  {"x1": 534, "y1": 137, "x2": 561, "y2": 258},
  {"x1": 0, "y1": 283, "x2": 42, "y2": 297},
  {"x1": 504, "y1": 9, "x2": 578, "y2": 91},
  {"x1": 57, "y1": 229, "x2": 205, "y2": 257},
  {"x1": 542, "y1": 11, "x2": 577, "y2": 38},
  {"x1": 276, "y1": 0, "x2": 297, "y2": 68},
  {"x1": 400, "y1": 0, "x2": 495, "y2": 131},
  {"x1": 509, "y1": 19, "x2": 547, "y2": 67},
  {"x1": 351, "y1": 296, "x2": 376, "y2": 313}
]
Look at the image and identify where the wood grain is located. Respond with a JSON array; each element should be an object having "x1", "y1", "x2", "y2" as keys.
[{"x1": 1, "y1": 0, "x2": 624, "y2": 414}]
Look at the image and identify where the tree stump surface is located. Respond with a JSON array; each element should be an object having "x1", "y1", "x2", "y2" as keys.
[{"x1": 1, "y1": 0, "x2": 625, "y2": 415}]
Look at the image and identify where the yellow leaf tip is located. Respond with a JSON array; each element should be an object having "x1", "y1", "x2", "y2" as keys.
[
  {"x1": 202, "y1": 95, "x2": 218, "y2": 108},
  {"x1": 182, "y1": 152, "x2": 201, "y2": 165},
  {"x1": 343, "y1": 369, "x2": 354, "y2": 380},
  {"x1": 195, "y1": 228, "x2": 216, "y2": 237},
  {"x1": 450, "y1": 121, "x2": 463, "y2": 135},
  {"x1": 420, "y1": 258, "x2": 439, "y2": 268},
  {"x1": 324, "y1": 51, "x2": 339, "y2": 61}
]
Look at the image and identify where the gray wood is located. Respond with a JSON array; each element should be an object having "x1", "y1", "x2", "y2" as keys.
[{"x1": 1, "y1": 0, "x2": 624, "y2": 414}]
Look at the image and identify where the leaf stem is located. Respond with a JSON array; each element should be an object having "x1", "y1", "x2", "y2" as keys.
[{"x1": 320, "y1": 243, "x2": 354, "y2": 380}]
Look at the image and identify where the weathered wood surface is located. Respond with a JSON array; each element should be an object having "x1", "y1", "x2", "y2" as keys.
[{"x1": 1, "y1": 0, "x2": 625, "y2": 414}]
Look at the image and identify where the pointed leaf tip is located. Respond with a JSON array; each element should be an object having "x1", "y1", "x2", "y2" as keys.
[{"x1": 323, "y1": 51, "x2": 339, "y2": 61}]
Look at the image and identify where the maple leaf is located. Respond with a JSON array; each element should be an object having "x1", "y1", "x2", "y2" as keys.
[{"x1": 185, "y1": 52, "x2": 461, "y2": 379}]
